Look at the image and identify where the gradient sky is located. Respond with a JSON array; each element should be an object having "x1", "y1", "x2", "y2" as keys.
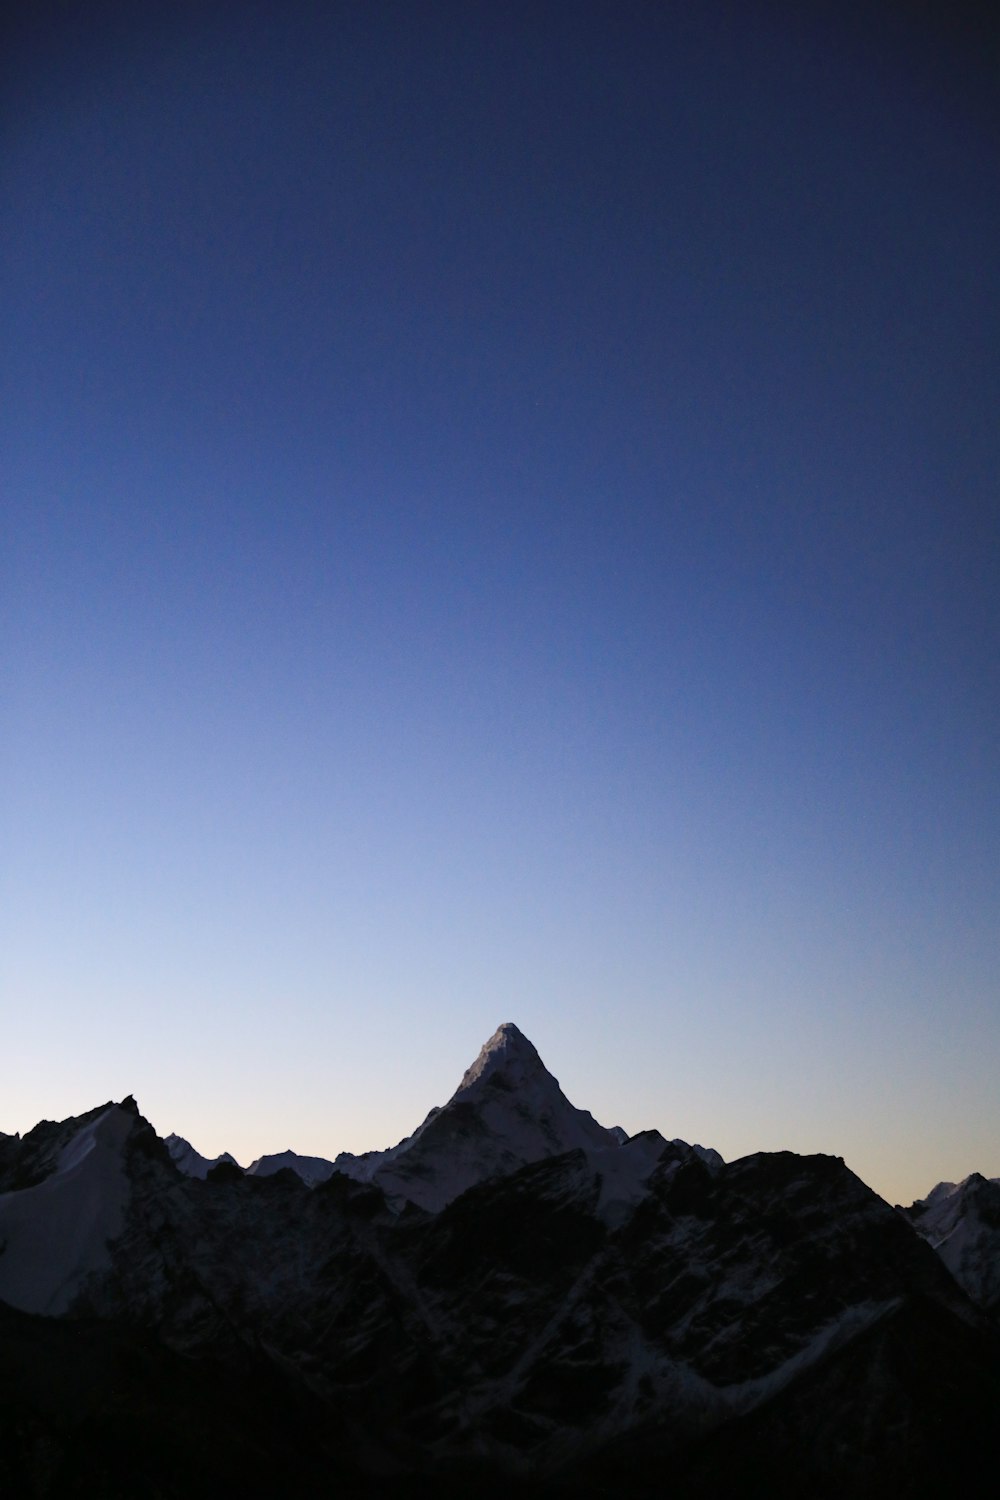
[{"x1": 3, "y1": 1, "x2": 997, "y2": 1206}]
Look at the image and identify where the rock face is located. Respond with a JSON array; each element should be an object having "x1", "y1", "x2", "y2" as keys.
[{"x1": 0, "y1": 1028, "x2": 998, "y2": 1497}]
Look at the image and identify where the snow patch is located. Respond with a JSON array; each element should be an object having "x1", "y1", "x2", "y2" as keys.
[
  {"x1": 591, "y1": 1132, "x2": 671, "y2": 1227},
  {"x1": 724, "y1": 1299, "x2": 900, "y2": 1410}
]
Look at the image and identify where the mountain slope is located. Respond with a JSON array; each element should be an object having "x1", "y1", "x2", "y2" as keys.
[{"x1": 0, "y1": 1101, "x2": 136, "y2": 1315}]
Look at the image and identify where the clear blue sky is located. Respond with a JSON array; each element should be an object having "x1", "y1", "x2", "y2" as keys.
[{"x1": 3, "y1": 1, "x2": 997, "y2": 1205}]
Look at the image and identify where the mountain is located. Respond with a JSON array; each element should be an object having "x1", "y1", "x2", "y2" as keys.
[
  {"x1": 164, "y1": 1133, "x2": 341, "y2": 1188},
  {"x1": 0, "y1": 1099, "x2": 135, "y2": 1316},
  {"x1": 169, "y1": 1023, "x2": 723, "y2": 1212},
  {"x1": 901, "y1": 1173, "x2": 1000, "y2": 1320},
  {"x1": 245, "y1": 1149, "x2": 338, "y2": 1185},
  {"x1": 332, "y1": 1020, "x2": 635, "y2": 1210},
  {"x1": 164, "y1": 1133, "x2": 242, "y2": 1180},
  {"x1": 0, "y1": 1026, "x2": 998, "y2": 1497}
]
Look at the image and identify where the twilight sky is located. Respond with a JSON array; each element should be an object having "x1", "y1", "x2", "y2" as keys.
[{"x1": 2, "y1": 1, "x2": 997, "y2": 1206}]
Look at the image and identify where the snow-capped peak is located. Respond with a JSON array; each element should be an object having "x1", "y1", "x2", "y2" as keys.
[
  {"x1": 333, "y1": 1021, "x2": 628, "y2": 1212},
  {"x1": 152, "y1": 1024, "x2": 723, "y2": 1218},
  {"x1": 454, "y1": 1021, "x2": 546, "y2": 1095}
]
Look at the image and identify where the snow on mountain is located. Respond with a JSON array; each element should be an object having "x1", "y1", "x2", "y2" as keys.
[
  {"x1": 245, "y1": 1149, "x2": 337, "y2": 1185},
  {"x1": 589, "y1": 1129, "x2": 678, "y2": 1226},
  {"x1": 164, "y1": 1134, "x2": 242, "y2": 1180},
  {"x1": 902, "y1": 1173, "x2": 1000, "y2": 1316},
  {"x1": 915, "y1": 1174, "x2": 1000, "y2": 1226},
  {"x1": 0, "y1": 1100, "x2": 136, "y2": 1315},
  {"x1": 333, "y1": 1020, "x2": 655, "y2": 1212}
]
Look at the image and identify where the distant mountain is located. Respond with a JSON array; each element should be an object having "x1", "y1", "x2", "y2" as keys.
[
  {"x1": 164, "y1": 1134, "x2": 242, "y2": 1180},
  {"x1": 0, "y1": 1026, "x2": 997, "y2": 1497},
  {"x1": 901, "y1": 1173, "x2": 1000, "y2": 1319},
  {"x1": 333, "y1": 1020, "x2": 640, "y2": 1210},
  {"x1": 167, "y1": 1020, "x2": 661, "y2": 1206},
  {"x1": 245, "y1": 1149, "x2": 338, "y2": 1185}
]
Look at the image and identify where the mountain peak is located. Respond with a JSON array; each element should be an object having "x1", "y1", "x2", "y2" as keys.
[
  {"x1": 455, "y1": 1021, "x2": 545, "y2": 1095},
  {"x1": 333, "y1": 1021, "x2": 625, "y2": 1212}
]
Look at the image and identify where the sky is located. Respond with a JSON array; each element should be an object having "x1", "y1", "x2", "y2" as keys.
[{"x1": 2, "y1": 0, "x2": 997, "y2": 1207}]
